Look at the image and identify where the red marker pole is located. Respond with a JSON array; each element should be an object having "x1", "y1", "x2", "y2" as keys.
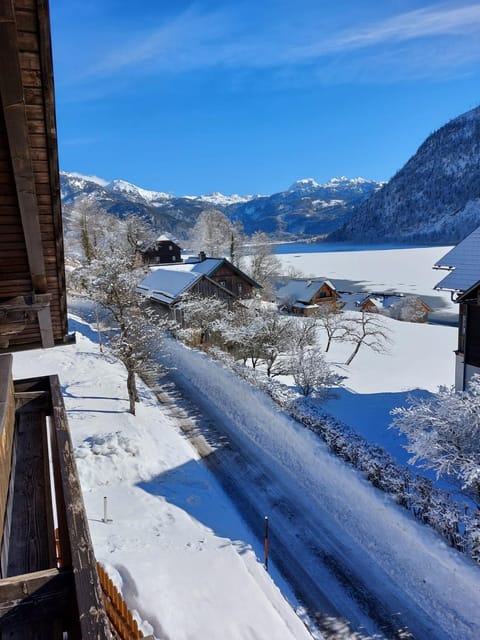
[{"x1": 264, "y1": 516, "x2": 269, "y2": 571}]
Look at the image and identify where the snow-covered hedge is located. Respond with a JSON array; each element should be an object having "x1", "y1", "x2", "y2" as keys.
[{"x1": 208, "y1": 347, "x2": 480, "y2": 564}]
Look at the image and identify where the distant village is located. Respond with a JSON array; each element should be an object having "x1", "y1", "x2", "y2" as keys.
[{"x1": 137, "y1": 234, "x2": 433, "y2": 323}]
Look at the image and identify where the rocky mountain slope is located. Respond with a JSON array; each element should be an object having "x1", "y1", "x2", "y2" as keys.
[
  {"x1": 228, "y1": 176, "x2": 379, "y2": 236},
  {"x1": 60, "y1": 172, "x2": 380, "y2": 240},
  {"x1": 331, "y1": 105, "x2": 480, "y2": 244}
]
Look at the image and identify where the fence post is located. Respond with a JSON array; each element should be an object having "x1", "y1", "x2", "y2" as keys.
[{"x1": 264, "y1": 516, "x2": 269, "y2": 571}]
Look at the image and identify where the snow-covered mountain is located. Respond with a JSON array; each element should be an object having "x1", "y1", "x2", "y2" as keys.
[
  {"x1": 227, "y1": 175, "x2": 380, "y2": 236},
  {"x1": 60, "y1": 172, "x2": 380, "y2": 239},
  {"x1": 331, "y1": 105, "x2": 480, "y2": 244}
]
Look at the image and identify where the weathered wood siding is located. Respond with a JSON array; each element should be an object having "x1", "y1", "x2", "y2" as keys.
[
  {"x1": 143, "y1": 241, "x2": 182, "y2": 265},
  {"x1": 191, "y1": 276, "x2": 235, "y2": 301},
  {"x1": 208, "y1": 263, "x2": 255, "y2": 298},
  {"x1": 0, "y1": 0, "x2": 67, "y2": 350}
]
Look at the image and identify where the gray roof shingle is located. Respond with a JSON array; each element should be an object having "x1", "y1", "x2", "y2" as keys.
[{"x1": 434, "y1": 226, "x2": 480, "y2": 292}]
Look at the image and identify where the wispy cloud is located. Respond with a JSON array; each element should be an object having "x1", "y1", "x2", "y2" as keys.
[
  {"x1": 298, "y1": 3, "x2": 480, "y2": 57},
  {"x1": 80, "y1": 2, "x2": 480, "y2": 85}
]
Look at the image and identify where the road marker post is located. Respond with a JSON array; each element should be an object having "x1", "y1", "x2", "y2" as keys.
[{"x1": 264, "y1": 516, "x2": 269, "y2": 571}]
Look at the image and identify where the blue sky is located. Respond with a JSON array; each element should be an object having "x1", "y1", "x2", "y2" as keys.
[{"x1": 51, "y1": 1, "x2": 480, "y2": 195}]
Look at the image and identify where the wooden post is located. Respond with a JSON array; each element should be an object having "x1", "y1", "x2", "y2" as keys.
[
  {"x1": 264, "y1": 516, "x2": 269, "y2": 571},
  {"x1": 103, "y1": 496, "x2": 108, "y2": 523}
]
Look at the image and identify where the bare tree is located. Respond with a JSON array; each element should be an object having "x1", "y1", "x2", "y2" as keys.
[
  {"x1": 344, "y1": 312, "x2": 391, "y2": 365},
  {"x1": 124, "y1": 214, "x2": 156, "y2": 259},
  {"x1": 313, "y1": 305, "x2": 350, "y2": 352}
]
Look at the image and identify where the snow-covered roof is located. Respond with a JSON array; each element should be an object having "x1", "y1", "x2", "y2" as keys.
[
  {"x1": 137, "y1": 258, "x2": 251, "y2": 305},
  {"x1": 434, "y1": 226, "x2": 480, "y2": 292},
  {"x1": 362, "y1": 296, "x2": 384, "y2": 310},
  {"x1": 276, "y1": 279, "x2": 335, "y2": 304},
  {"x1": 155, "y1": 233, "x2": 179, "y2": 243},
  {"x1": 137, "y1": 269, "x2": 202, "y2": 304},
  {"x1": 292, "y1": 302, "x2": 319, "y2": 310}
]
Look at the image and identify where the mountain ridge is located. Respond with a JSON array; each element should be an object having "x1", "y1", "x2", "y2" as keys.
[
  {"x1": 60, "y1": 171, "x2": 381, "y2": 239},
  {"x1": 330, "y1": 105, "x2": 480, "y2": 244}
]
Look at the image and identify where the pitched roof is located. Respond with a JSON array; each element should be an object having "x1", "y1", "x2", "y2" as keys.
[
  {"x1": 276, "y1": 279, "x2": 335, "y2": 304},
  {"x1": 137, "y1": 257, "x2": 252, "y2": 305},
  {"x1": 137, "y1": 269, "x2": 202, "y2": 305},
  {"x1": 155, "y1": 234, "x2": 180, "y2": 244},
  {"x1": 434, "y1": 226, "x2": 480, "y2": 292}
]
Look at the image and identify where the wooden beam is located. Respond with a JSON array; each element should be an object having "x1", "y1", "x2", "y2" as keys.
[
  {"x1": 0, "y1": 567, "x2": 71, "y2": 616},
  {"x1": 36, "y1": 303, "x2": 54, "y2": 347},
  {"x1": 48, "y1": 376, "x2": 113, "y2": 638},
  {"x1": 0, "y1": 294, "x2": 54, "y2": 348},
  {"x1": 37, "y1": 0, "x2": 68, "y2": 339},
  {"x1": 0, "y1": 0, "x2": 48, "y2": 294},
  {"x1": 0, "y1": 568, "x2": 71, "y2": 638}
]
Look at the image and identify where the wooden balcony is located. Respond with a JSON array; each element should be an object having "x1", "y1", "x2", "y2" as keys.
[{"x1": 0, "y1": 353, "x2": 112, "y2": 638}]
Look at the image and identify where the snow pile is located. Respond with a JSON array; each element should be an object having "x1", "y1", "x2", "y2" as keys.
[{"x1": 158, "y1": 336, "x2": 480, "y2": 640}]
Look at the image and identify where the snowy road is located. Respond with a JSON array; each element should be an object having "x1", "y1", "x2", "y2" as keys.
[{"x1": 155, "y1": 337, "x2": 480, "y2": 640}]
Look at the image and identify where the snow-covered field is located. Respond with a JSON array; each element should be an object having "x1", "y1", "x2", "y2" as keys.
[
  {"x1": 10, "y1": 246, "x2": 475, "y2": 640},
  {"x1": 276, "y1": 243, "x2": 456, "y2": 317},
  {"x1": 275, "y1": 245, "x2": 459, "y2": 470}
]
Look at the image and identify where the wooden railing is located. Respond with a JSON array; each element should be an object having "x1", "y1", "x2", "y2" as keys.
[
  {"x1": 0, "y1": 354, "x2": 14, "y2": 560},
  {"x1": 0, "y1": 374, "x2": 113, "y2": 638},
  {"x1": 97, "y1": 563, "x2": 144, "y2": 640}
]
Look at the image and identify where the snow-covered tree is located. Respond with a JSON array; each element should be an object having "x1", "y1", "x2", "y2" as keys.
[
  {"x1": 289, "y1": 317, "x2": 317, "y2": 352},
  {"x1": 384, "y1": 296, "x2": 429, "y2": 323},
  {"x1": 174, "y1": 295, "x2": 231, "y2": 345},
  {"x1": 279, "y1": 347, "x2": 342, "y2": 397},
  {"x1": 247, "y1": 232, "x2": 281, "y2": 299},
  {"x1": 391, "y1": 375, "x2": 480, "y2": 500},
  {"x1": 343, "y1": 312, "x2": 391, "y2": 365},
  {"x1": 86, "y1": 249, "x2": 163, "y2": 415},
  {"x1": 71, "y1": 207, "x2": 162, "y2": 414},
  {"x1": 254, "y1": 309, "x2": 293, "y2": 376},
  {"x1": 189, "y1": 209, "x2": 235, "y2": 257}
]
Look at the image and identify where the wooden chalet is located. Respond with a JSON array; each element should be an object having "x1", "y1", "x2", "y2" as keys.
[
  {"x1": 142, "y1": 234, "x2": 182, "y2": 265},
  {"x1": 0, "y1": 2, "x2": 147, "y2": 637},
  {"x1": 359, "y1": 294, "x2": 432, "y2": 323},
  {"x1": 276, "y1": 278, "x2": 338, "y2": 316},
  {"x1": 138, "y1": 253, "x2": 261, "y2": 308},
  {"x1": 435, "y1": 226, "x2": 480, "y2": 390}
]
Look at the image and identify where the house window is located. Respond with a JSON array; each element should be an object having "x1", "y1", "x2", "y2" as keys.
[
  {"x1": 172, "y1": 256, "x2": 176, "y2": 261},
  {"x1": 219, "y1": 280, "x2": 226, "y2": 287},
  {"x1": 238, "y1": 283, "x2": 243, "y2": 293},
  {"x1": 319, "y1": 292, "x2": 326, "y2": 298},
  {"x1": 169, "y1": 245, "x2": 173, "y2": 250}
]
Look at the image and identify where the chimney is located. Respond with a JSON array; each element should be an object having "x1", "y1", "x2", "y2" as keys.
[{"x1": 198, "y1": 251, "x2": 206, "y2": 262}]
